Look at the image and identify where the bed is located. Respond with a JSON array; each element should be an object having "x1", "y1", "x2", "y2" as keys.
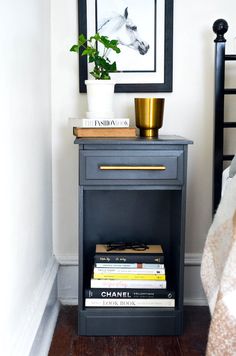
[
  {"x1": 212, "y1": 19, "x2": 236, "y2": 214},
  {"x1": 201, "y1": 19, "x2": 236, "y2": 355}
]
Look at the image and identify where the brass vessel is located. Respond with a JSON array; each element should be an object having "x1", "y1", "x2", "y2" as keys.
[{"x1": 135, "y1": 98, "x2": 165, "y2": 137}]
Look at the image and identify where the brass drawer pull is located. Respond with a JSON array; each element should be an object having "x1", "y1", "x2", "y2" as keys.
[{"x1": 99, "y1": 165, "x2": 166, "y2": 171}]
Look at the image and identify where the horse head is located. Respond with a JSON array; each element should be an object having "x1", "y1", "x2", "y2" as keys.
[
  {"x1": 98, "y1": 6, "x2": 150, "y2": 56},
  {"x1": 120, "y1": 7, "x2": 149, "y2": 55}
]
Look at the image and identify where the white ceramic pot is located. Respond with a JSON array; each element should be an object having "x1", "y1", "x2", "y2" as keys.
[{"x1": 85, "y1": 80, "x2": 116, "y2": 119}]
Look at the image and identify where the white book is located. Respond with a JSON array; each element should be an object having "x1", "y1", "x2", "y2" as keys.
[
  {"x1": 85, "y1": 298, "x2": 175, "y2": 307},
  {"x1": 70, "y1": 118, "x2": 130, "y2": 128},
  {"x1": 95, "y1": 263, "x2": 165, "y2": 269},
  {"x1": 93, "y1": 267, "x2": 165, "y2": 275},
  {"x1": 90, "y1": 278, "x2": 167, "y2": 289}
]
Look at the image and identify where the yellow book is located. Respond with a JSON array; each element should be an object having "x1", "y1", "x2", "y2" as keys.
[{"x1": 93, "y1": 273, "x2": 166, "y2": 281}]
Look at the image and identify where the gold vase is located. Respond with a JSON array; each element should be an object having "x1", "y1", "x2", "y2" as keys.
[{"x1": 135, "y1": 98, "x2": 165, "y2": 137}]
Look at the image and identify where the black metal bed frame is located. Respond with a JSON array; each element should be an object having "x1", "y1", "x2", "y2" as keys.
[{"x1": 213, "y1": 19, "x2": 236, "y2": 213}]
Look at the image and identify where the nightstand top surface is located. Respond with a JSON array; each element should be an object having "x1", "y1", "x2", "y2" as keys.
[{"x1": 74, "y1": 135, "x2": 193, "y2": 145}]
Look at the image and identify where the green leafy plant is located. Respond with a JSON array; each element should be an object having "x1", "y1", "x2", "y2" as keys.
[{"x1": 70, "y1": 33, "x2": 121, "y2": 80}]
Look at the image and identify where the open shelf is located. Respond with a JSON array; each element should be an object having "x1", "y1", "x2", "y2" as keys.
[{"x1": 82, "y1": 189, "x2": 182, "y2": 306}]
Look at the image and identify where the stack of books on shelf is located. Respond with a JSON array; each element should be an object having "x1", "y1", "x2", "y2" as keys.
[
  {"x1": 72, "y1": 117, "x2": 136, "y2": 138},
  {"x1": 85, "y1": 242, "x2": 175, "y2": 308}
]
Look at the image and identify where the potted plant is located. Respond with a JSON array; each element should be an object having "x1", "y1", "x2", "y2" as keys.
[{"x1": 70, "y1": 33, "x2": 121, "y2": 119}]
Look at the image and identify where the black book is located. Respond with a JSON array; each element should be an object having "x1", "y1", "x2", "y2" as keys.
[
  {"x1": 94, "y1": 244, "x2": 164, "y2": 264},
  {"x1": 85, "y1": 288, "x2": 175, "y2": 299}
]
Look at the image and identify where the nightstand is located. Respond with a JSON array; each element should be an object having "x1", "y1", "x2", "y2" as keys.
[{"x1": 74, "y1": 136, "x2": 192, "y2": 336}]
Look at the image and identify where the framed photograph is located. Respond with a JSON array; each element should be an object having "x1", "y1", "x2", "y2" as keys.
[{"x1": 78, "y1": 0, "x2": 173, "y2": 93}]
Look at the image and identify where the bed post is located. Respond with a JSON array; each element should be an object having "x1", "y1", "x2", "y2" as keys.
[{"x1": 212, "y1": 19, "x2": 228, "y2": 214}]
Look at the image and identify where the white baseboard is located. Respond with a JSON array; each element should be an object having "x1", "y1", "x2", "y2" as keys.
[
  {"x1": 184, "y1": 298, "x2": 208, "y2": 306},
  {"x1": 11, "y1": 256, "x2": 59, "y2": 356},
  {"x1": 29, "y1": 281, "x2": 60, "y2": 356},
  {"x1": 57, "y1": 253, "x2": 207, "y2": 306},
  {"x1": 184, "y1": 254, "x2": 207, "y2": 306}
]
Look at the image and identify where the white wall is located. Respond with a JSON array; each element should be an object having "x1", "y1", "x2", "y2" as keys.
[
  {"x1": 51, "y1": 0, "x2": 236, "y2": 261},
  {"x1": 0, "y1": 0, "x2": 54, "y2": 354}
]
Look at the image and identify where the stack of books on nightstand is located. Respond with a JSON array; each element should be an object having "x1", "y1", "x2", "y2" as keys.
[
  {"x1": 72, "y1": 118, "x2": 137, "y2": 137},
  {"x1": 85, "y1": 243, "x2": 175, "y2": 307}
]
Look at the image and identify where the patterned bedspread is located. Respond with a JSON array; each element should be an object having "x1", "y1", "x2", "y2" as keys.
[{"x1": 201, "y1": 174, "x2": 236, "y2": 355}]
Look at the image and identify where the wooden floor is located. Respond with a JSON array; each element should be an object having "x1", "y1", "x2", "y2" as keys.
[{"x1": 48, "y1": 306, "x2": 210, "y2": 356}]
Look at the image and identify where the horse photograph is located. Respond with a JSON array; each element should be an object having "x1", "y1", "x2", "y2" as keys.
[{"x1": 96, "y1": 0, "x2": 156, "y2": 72}]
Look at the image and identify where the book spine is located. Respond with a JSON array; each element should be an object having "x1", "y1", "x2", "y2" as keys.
[
  {"x1": 85, "y1": 298, "x2": 175, "y2": 307},
  {"x1": 73, "y1": 127, "x2": 136, "y2": 138},
  {"x1": 93, "y1": 267, "x2": 165, "y2": 275},
  {"x1": 95, "y1": 263, "x2": 165, "y2": 269},
  {"x1": 93, "y1": 273, "x2": 166, "y2": 280},
  {"x1": 79, "y1": 118, "x2": 130, "y2": 127},
  {"x1": 90, "y1": 279, "x2": 167, "y2": 289},
  {"x1": 85, "y1": 288, "x2": 175, "y2": 299},
  {"x1": 94, "y1": 254, "x2": 164, "y2": 263}
]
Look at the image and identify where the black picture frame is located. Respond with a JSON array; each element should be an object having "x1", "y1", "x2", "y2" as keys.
[{"x1": 78, "y1": 0, "x2": 173, "y2": 93}]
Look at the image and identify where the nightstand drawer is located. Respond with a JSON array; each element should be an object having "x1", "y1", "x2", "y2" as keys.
[{"x1": 80, "y1": 150, "x2": 184, "y2": 185}]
